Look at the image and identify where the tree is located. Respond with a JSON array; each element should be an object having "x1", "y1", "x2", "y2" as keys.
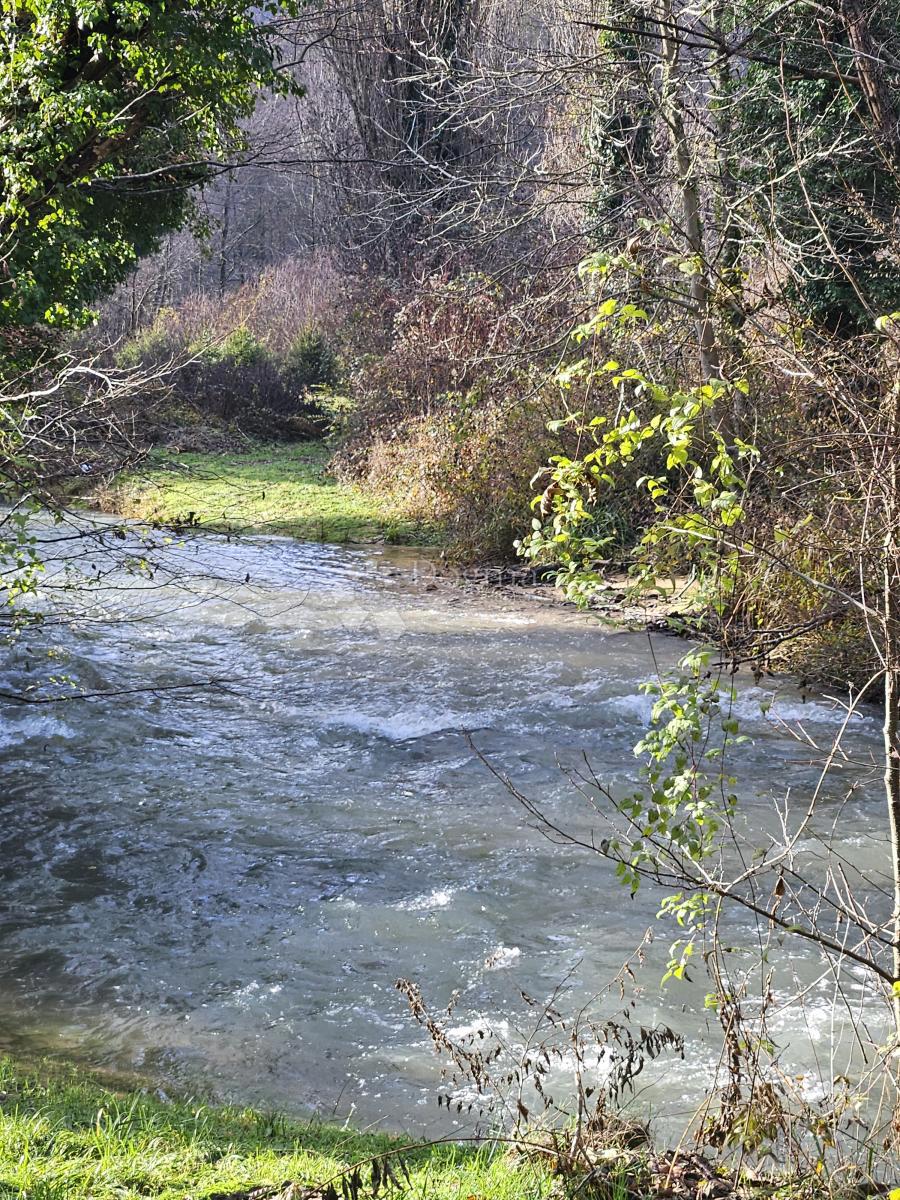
[
  {"x1": 734, "y1": 0, "x2": 900, "y2": 332},
  {"x1": 514, "y1": 299, "x2": 900, "y2": 1159},
  {"x1": 0, "y1": 0, "x2": 300, "y2": 330}
]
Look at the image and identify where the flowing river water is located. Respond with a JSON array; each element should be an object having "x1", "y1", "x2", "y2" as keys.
[{"x1": 0, "y1": 516, "x2": 892, "y2": 1135}]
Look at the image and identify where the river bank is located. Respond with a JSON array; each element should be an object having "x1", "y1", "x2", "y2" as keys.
[
  {"x1": 85, "y1": 440, "x2": 701, "y2": 630},
  {"x1": 86, "y1": 440, "x2": 872, "y2": 691},
  {"x1": 0, "y1": 1057, "x2": 549, "y2": 1200},
  {"x1": 89, "y1": 442, "x2": 439, "y2": 545},
  {"x1": 1, "y1": 1056, "x2": 885, "y2": 1200}
]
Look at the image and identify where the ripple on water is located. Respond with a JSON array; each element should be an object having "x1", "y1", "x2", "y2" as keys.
[{"x1": 0, "y1": 523, "x2": 892, "y2": 1135}]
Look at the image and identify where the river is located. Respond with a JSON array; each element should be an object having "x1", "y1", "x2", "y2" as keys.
[{"x1": 0, "y1": 515, "x2": 891, "y2": 1135}]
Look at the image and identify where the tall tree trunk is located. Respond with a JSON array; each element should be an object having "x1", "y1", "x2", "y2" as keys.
[
  {"x1": 219, "y1": 175, "x2": 232, "y2": 299},
  {"x1": 841, "y1": 0, "x2": 900, "y2": 166},
  {"x1": 884, "y1": 372, "x2": 900, "y2": 1035},
  {"x1": 711, "y1": 1, "x2": 748, "y2": 432},
  {"x1": 658, "y1": 0, "x2": 721, "y2": 387}
]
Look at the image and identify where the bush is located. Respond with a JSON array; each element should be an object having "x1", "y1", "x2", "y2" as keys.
[
  {"x1": 179, "y1": 347, "x2": 326, "y2": 437},
  {"x1": 206, "y1": 327, "x2": 267, "y2": 367},
  {"x1": 111, "y1": 314, "x2": 329, "y2": 442},
  {"x1": 115, "y1": 309, "x2": 180, "y2": 368},
  {"x1": 339, "y1": 382, "x2": 566, "y2": 562},
  {"x1": 342, "y1": 272, "x2": 512, "y2": 447},
  {"x1": 331, "y1": 268, "x2": 639, "y2": 560},
  {"x1": 98, "y1": 256, "x2": 352, "y2": 443},
  {"x1": 284, "y1": 327, "x2": 339, "y2": 393}
]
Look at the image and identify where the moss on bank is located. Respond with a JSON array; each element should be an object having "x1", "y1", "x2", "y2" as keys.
[
  {"x1": 0, "y1": 1058, "x2": 549, "y2": 1200},
  {"x1": 95, "y1": 444, "x2": 438, "y2": 545}
]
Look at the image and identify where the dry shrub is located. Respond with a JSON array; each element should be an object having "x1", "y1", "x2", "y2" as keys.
[
  {"x1": 349, "y1": 384, "x2": 564, "y2": 561},
  {"x1": 698, "y1": 339, "x2": 889, "y2": 691},
  {"x1": 727, "y1": 516, "x2": 880, "y2": 691},
  {"x1": 339, "y1": 271, "x2": 553, "y2": 459},
  {"x1": 333, "y1": 267, "x2": 652, "y2": 561},
  {"x1": 115, "y1": 254, "x2": 345, "y2": 362},
  {"x1": 330, "y1": 270, "x2": 572, "y2": 559}
]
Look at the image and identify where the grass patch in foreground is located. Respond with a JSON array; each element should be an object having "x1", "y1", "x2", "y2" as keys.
[
  {"x1": 98, "y1": 444, "x2": 437, "y2": 544},
  {"x1": 0, "y1": 1058, "x2": 550, "y2": 1200}
]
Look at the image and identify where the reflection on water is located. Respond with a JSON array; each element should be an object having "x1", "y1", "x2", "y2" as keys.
[{"x1": 0, "y1": 516, "x2": 890, "y2": 1134}]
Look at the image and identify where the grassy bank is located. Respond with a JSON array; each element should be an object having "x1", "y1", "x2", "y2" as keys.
[
  {"x1": 95, "y1": 443, "x2": 437, "y2": 545},
  {"x1": 0, "y1": 1058, "x2": 549, "y2": 1200}
]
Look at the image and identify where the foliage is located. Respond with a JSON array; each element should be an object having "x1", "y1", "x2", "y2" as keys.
[
  {"x1": 519, "y1": 295, "x2": 757, "y2": 968},
  {"x1": 0, "y1": 506, "x2": 44, "y2": 633},
  {"x1": 516, "y1": 293, "x2": 757, "y2": 604},
  {"x1": 115, "y1": 319, "x2": 327, "y2": 439},
  {"x1": 0, "y1": 0, "x2": 300, "y2": 329},
  {"x1": 516, "y1": 265, "x2": 900, "y2": 1017},
  {"x1": 333, "y1": 270, "x2": 583, "y2": 559},
  {"x1": 114, "y1": 316, "x2": 178, "y2": 369},
  {"x1": 735, "y1": 2, "x2": 900, "y2": 332},
  {"x1": 108, "y1": 270, "x2": 356, "y2": 439},
  {"x1": 284, "y1": 327, "x2": 340, "y2": 394},
  {"x1": 613, "y1": 649, "x2": 744, "y2": 982},
  {"x1": 198, "y1": 328, "x2": 267, "y2": 369}
]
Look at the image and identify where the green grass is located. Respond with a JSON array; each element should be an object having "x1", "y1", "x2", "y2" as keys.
[
  {"x1": 98, "y1": 444, "x2": 436, "y2": 545},
  {"x1": 0, "y1": 1058, "x2": 551, "y2": 1200}
]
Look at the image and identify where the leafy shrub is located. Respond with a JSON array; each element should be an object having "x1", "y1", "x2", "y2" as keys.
[
  {"x1": 315, "y1": 392, "x2": 356, "y2": 438},
  {"x1": 186, "y1": 326, "x2": 267, "y2": 367},
  {"x1": 284, "y1": 327, "x2": 339, "y2": 393},
  {"x1": 212, "y1": 327, "x2": 266, "y2": 367},
  {"x1": 111, "y1": 312, "x2": 329, "y2": 440},
  {"x1": 98, "y1": 257, "x2": 352, "y2": 442},
  {"x1": 115, "y1": 309, "x2": 180, "y2": 368}
]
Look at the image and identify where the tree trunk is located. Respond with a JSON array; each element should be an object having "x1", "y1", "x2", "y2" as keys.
[
  {"x1": 711, "y1": 1, "x2": 748, "y2": 432},
  {"x1": 219, "y1": 176, "x2": 232, "y2": 299},
  {"x1": 658, "y1": 0, "x2": 722, "y2": 388},
  {"x1": 884, "y1": 372, "x2": 900, "y2": 1035},
  {"x1": 841, "y1": 0, "x2": 900, "y2": 167}
]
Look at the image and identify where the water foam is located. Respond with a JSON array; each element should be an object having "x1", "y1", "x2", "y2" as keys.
[
  {"x1": 0, "y1": 712, "x2": 77, "y2": 751},
  {"x1": 319, "y1": 705, "x2": 498, "y2": 741},
  {"x1": 607, "y1": 688, "x2": 873, "y2": 731},
  {"x1": 396, "y1": 889, "x2": 456, "y2": 912},
  {"x1": 483, "y1": 945, "x2": 521, "y2": 970}
]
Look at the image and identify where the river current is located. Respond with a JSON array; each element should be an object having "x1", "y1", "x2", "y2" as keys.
[{"x1": 0, "y1": 516, "x2": 891, "y2": 1134}]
